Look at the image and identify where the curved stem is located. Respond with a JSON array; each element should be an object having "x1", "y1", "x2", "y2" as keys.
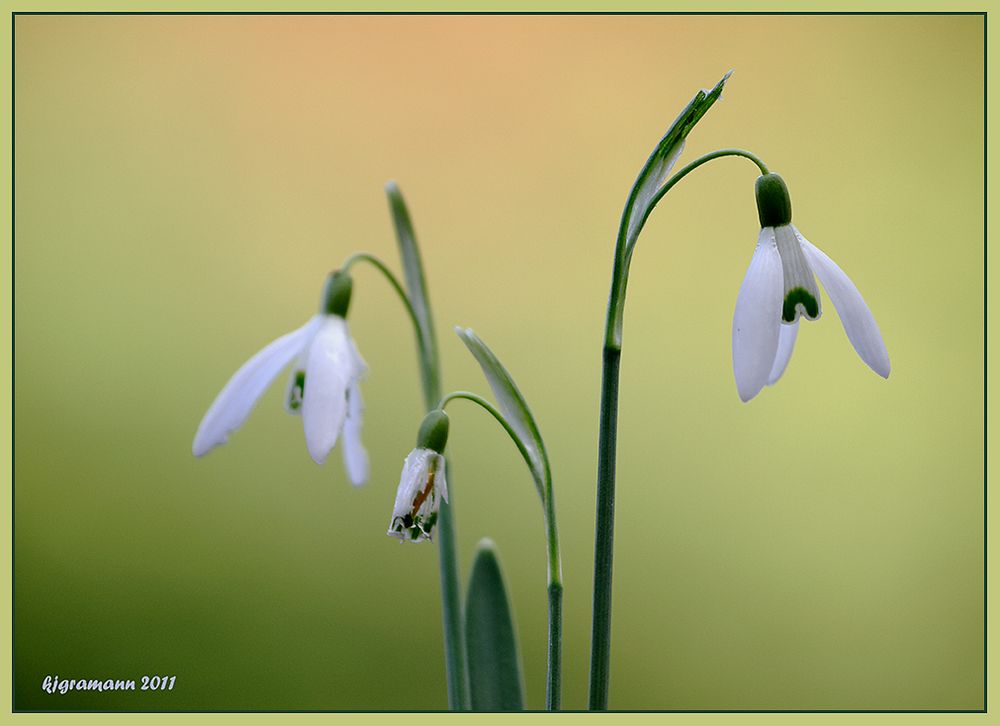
[
  {"x1": 341, "y1": 252, "x2": 425, "y2": 360},
  {"x1": 648, "y1": 148, "x2": 768, "y2": 217},
  {"x1": 590, "y1": 149, "x2": 768, "y2": 710},
  {"x1": 440, "y1": 392, "x2": 526, "y2": 460},
  {"x1": 440, "y1": 391, "x2": 563, "y2": 710},
  {"x1": 628, "y1": 148, "x2": 768, "y2": 266}
]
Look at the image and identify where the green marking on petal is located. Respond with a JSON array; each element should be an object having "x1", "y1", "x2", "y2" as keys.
[
  {"x1": 783, "y1": 287, "x2": 819, "y2": 322},
  {"x1": 286, "y1": 370, "x2": 306, "y2": 412}
]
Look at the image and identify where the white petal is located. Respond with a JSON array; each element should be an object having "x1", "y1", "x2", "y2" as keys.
[
  {"x1": 302, "y1": 316, "x2": 353, "y2": 464},
  {"x1": 340, "y1": 381, "x2": 369, "y2": 486},
  {"x1": 436, "y1": 454, "x2": 448, "y2": 504},
  {"x1": 798, "y1": 232, "x2": 890, "y2": 378},
  {"x1": 348, "y1": 332, "x2": 368, "y2": 380},
  {"x1": 732, "y1": 228, "x2": 783, "y2": 402},
  {"x1": 391, "y1": 448, "x2": 433, "y2": 518},
  {"x1": 767, "y1": 321, "x2": 799, "y2": 386},
  {"x1": 192, "y1": 316, "x2": 320, "y2": 456}
]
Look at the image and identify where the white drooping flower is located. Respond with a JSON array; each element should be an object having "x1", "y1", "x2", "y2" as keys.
[
  {"x1": 732, "y1": 174, "x2": 890, "y2": 402},
  {"x1": 192, "y1": 271, "x2": 369, "y2": 485},
  {"x1": 388, "y1": 410, "x2": 450, "y2": 542}
]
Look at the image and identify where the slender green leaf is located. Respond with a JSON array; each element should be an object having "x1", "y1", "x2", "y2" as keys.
[
  {"x1": 465, "y1": 539, "x2": 525, "y2": 711},
  {"x1": 455, "y1": 327, "x2": 549, "y2": 499},
  {"x1": 386, "y1": 181, "x2": 440, "y2": 408}
]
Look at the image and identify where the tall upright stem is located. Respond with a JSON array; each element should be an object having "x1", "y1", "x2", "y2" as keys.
[
  {"x1": 435, "y1": 489, "x2": 467, "y2": 709},
  {"x1": 425, "y1": 377, "x2": 466, "y2": 710},
  {"x1": 588, "y1": 345, "x2": 621, "y2": 711},
  {"x1": 587, "y1": 146, "x2": 768, "y2": 710},
  {"x1": 417, "y1": 335, "x2": 468, "y2": 711}
]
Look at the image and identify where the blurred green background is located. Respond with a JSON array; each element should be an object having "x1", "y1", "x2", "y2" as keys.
[{"x1": 13, "y1": 14, "x2": 983, "y2": 710}]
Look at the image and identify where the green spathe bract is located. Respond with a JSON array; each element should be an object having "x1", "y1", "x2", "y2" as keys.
[
  {"x1": 607, "y1": 70, "x2": 732, "y2": 350},
  {"x1": 454, "y1": 328, "x2": 548, "y2": 498},
  {"x1": 465, "y1": 540, "x2": 525, "y2": 711}
]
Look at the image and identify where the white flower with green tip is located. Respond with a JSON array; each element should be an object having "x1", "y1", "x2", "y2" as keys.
[
  {"x1": 732, "y1": 173, "x2": 890, "y2": 402},
  {"x1": 193, "y1": 271, "x2": 369, "y2": 485}
]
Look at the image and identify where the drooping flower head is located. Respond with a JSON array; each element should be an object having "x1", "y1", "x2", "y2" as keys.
[
  {"x1": 388, "y1": 409, "x2": 450, "y2": 542},
  {"x1": 193, "y1": 270, "x2": 369, "y2": 485},
  {"x1": 731, "y1": 173, "x2": 890, "y2": 402}
]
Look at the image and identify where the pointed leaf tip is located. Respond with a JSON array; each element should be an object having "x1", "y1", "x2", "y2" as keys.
[
  {"x1": 385, "y1": 182, "x2": 439, "y2": 407},
  {"x1": 475, "y1": 536, "x2": 496, "y2": 554}
]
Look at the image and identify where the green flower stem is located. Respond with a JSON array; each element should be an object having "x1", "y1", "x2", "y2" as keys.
[
  {"x1": 648, "y1": 148, "x2": 769, "y2": 217},
  {"x1": 590, "y1": 149, "x2": 769, "y2": 710},
  {"x1": 344, "y1": 245, "x2": 469, "y2": 709},
  {"x1": 439, "y1": 391, "x2": 563, "y2": 710},
  {"x1": 341, "y1": 253, "x2": 425, "y2": 351},
  {"x1": 434, "y1": 482, "x2": 466, "y2": 710},
  {"x1": 589, "y1": 345, "x2": 620, "y2": 711}
]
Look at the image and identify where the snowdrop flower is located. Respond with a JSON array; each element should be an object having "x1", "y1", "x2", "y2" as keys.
[
  {"x1": 732, "y1": 173, "x2": 890, "y2": 402},
  {"x1": 192, "y1": 271, "x2": 369, "y2": 485},
  {"x1": 388, "y1": 410, "x2": 450, "y2": 542}
]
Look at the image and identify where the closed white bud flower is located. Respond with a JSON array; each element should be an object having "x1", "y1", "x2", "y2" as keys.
[{"x1": 387, "y1": 448, "x2": 448, "y2": 543}]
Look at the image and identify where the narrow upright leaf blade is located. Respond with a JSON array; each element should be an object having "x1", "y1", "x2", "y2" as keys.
[
  {"x1": 465, "y1": 539, "x2": 525, "y2": 711},
  {"x1": 455, "y1": 327, "x2": 548, "y2": 499},
  {"x1": 386, "y1": 181, "x2": 440, "y2": 407}
]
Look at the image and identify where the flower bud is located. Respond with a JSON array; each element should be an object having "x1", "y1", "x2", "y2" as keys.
[{"x1": 755, "y1": 173, "x2": 792, "y2": 228}]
